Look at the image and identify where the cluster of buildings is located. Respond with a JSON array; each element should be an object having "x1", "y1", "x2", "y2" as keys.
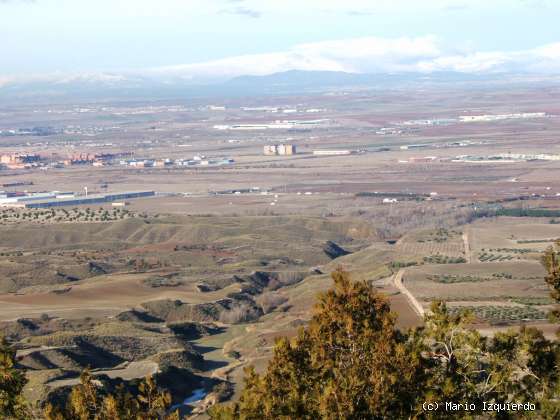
[
  {"x1": 393, "y1": 112, "x2": 549, "y2": 129},
  {"x1": 211, "y1": 187, "x2": 263, "y2": 195},
  {"x1": 240, "y1": 107, "x2": 326, "y2": 114},
  {"x1": 119, "y1": 156, "x2": 234, "y2": 168},
  {"x1": 0, "y1": 152, "x2": 133, "y2": 170},
  {"x1": 500, "y1": 153, "x2": 560, "y2": 161},
  {"x1": 0, "y1": 151, "x2": 234, "y2": 171},
  {"x1": 400, "y1": 144, "x2": 430, "y2": 151},
  {"x1": 399, "y1": 140, "x2": 483, "y2": 152},
  {"x1": 0, "y1": 153, "x2": 42, "y2": 169},
  {"x1": 263, "y1": 144, "x2": 296, "y2": 156},
  {"x1": 440, "y1": 140, "x2": 483, "y2": 148},
  {"x1": 0, "y1": 126, "x2": 60, "y2": 137},
  {"x1": 453, "y1": 153, "x2": 560, "y2": 163},
  {"x1": 0, "y1": 190, "x2": 155, "y2": 209},
  {"x1": 64, "y1": 153, "x2": 128, "y2": 166},
  {"x1": 399, "y1": 152, "x2": 560, "y2": 165},
  {"x1": 63, "y1": 125, "x2": 121, "y2": 136},
  {"x1": 399, "y1": 118, "x2": 456, "y2": 126},
  {"x1": 459, "y1": 113, "x2": 547, "y2": 123},
  {"x1": 375, "y1": 127, "x2": 404, "y2": 135},
  {"x1": 120, "y1": 159, "x2": 172, "y2": 168},
  {"x1": 214, "y1": 119, "x2": 330, "y2": 131}
]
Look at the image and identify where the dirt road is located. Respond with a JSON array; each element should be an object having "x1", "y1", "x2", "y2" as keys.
[
  {"x1": 392, "y1": 269, "x2": 425, "y2": 317},
  {"x1": 463, "y1": 230, "x2": 472, "y2": 263}
]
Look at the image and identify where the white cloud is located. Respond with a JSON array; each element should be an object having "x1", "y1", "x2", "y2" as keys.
[
  {"x1": 150, "y1": 36, "x2": 444, "y2": 79},
  {"x1": 415, "y1": 51, "x2": 518, "y2": 73},
  {"x1": 218, "y1": 6, "x2": 262, "y2": 18},
  {"x1": 148, "y1": 36, "x2": 560, "y2": 79}
]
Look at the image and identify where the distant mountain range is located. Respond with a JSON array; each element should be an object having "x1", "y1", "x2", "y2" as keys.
[
  {"x1": 0, "y1": 70, "x2": 558, "y2": 104},
  {"x1": 221, "y1": 70, "x2": 506, "y2": 92}
]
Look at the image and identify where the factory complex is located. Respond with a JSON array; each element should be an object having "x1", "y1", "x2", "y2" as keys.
[
  {"x1": 214, "y1": 119, "x2": 330, "y2": 131},
  {"x1": 452, "y1": 153, "x2": 560, "y2": 163},
  {"x1": 0, "y1": 191, "x2": 155, "y2": 208}
]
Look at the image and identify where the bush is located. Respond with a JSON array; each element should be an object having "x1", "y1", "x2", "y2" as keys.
[
  {"x1": 219, "y1": 303, "x2": 260, "y2": 324},
  {"x1": 256, "y1": 292, "x2": 288, "y2": 314}
]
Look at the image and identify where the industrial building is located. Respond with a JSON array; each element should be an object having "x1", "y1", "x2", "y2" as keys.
[
  {"x1": 400, "y1": 144, "x2": 430, "y2": 150},
  {"x1": 452, "y1": 153, "x2": 560, "y2": 163},
  {"x1": 1, "y1": 191, "x2": 155, "y2": 208},
  {"x1": 399, "y1": 156, "x2": 439, "y2": 164},
  {"x1": 263, "y1": 144, "x2": 296, "y2": 156},
  {"x1": 459, "y1": 113, "x2": 546, "y2": 123},
  {"x1": 120, "y1": 156, "x2": 233, "y2": 168},
  {"x1": 313, "y1": 150, "x2": 352, "y2": 156},
  {"x1": 0, "y1": 192, "x2": 57, "y2": 205},
  {"x1": 215, "y1": 119, "x2": 330, "y2": 131}
]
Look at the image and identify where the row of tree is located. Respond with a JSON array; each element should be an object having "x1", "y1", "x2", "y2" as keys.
[{"x1": 1, "y1": 241, "x2": 560, "y2": 419}]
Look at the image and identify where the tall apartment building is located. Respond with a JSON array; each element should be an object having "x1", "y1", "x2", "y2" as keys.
[{"x1": 263, "y1": 144, "x2": 296, "y2": 156}]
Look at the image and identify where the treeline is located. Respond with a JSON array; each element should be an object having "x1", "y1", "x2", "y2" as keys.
[
  {"x1": 2, "y1": 242, "x2": 560, "y2": 419},
  {"x1": 356, "y1": 191, "x2": 428, "y2": 200},
  {"x1": 495, "y1": 208, "x2": 560, "y2": 218},
  {"x1": 470, "y1": 206, "x2": 560, "y2": 219}
]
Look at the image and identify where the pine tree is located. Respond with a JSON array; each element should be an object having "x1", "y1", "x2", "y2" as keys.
[
  {"x1": 542, "y1": 240, "x2": 560, "y2": 322},
  {"x1": 420, "y1": 300, "x2": 486, "y2": 416},
  {"x1": 210, "y1": 269, "x2": 426, "y2": 419},
  {"x1": 0, "y1": 335, "x2": 29, "y2": 419},
  {"x1": 66, "y1": 369, "x2": 102, "y2": 420},
  {"x1": 136, "y1": 376, "x2": 173, "y2": 419},
  {"x1": 100, "y1": 383, "x2": 139, "y2": 419}
]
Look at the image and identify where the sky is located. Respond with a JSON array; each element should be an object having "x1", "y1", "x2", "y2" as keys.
[{"x1": 1, "y1": 0, "x2": 560, "y2": 84}]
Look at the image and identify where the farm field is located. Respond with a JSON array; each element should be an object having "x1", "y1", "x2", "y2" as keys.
[
  {"x1": 469, "y1": 218, "x2": 560, "y2": 262},
  {"x1": 403, "y1": 218, "x2": 558, "y2": 328},
  {"x1": 396, "y1": 228, "x2": 466, "y2": 259}
]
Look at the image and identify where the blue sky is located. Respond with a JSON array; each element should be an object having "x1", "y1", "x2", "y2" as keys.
[{"x1": 1, "y1": 0, "x2": 560, "y2": 82}]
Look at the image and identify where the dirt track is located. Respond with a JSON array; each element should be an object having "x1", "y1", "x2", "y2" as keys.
[
  {"x1": 462, "y1": 230, "x2": 472, "y2": 263},
  {"x1": 392, "y1": 269, "x2": 425, "y2": 317}
]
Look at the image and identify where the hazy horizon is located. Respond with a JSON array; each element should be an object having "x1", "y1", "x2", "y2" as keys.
[{"x1": 1, "y1": 0, "x2": 560, "y2": 87}]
